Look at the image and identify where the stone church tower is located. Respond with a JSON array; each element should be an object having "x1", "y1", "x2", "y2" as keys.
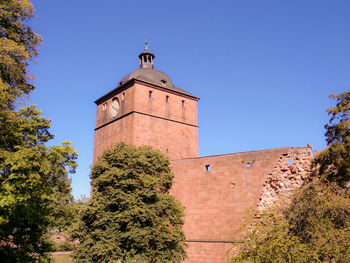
[{"x1": 93, "y1": 45, "x2": 199, "y2": 162}]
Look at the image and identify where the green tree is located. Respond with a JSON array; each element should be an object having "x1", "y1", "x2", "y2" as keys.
[
  {"x1": 0, "y1": 0, "x2": 78, "y2": 261},
  {"x1": 313, "y1": 91, "x2": 350, "y2": 186},
  {"x1": 229, "y1": 206, "x2": 312, "y2": 263},
  {"x1": 50, "y1": 171, "x2": 76, "y2": 232},
  {"x1": 287, "y1": 180, "x2": 350, "y2": 262},
  {"x1": 0, "y1": 0, "x2": 41, "y2": 109},
  {"x1": 0, "y1": 106, "x2": 77, "y2": 262},
  {"x1": 229, "y1": 180, "x2": 350, "y2": 263},
  {"x1": 72, "y1": 143, "x2": 186, "y2": 263}
]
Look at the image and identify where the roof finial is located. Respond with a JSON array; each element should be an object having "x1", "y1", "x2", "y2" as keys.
[
  {"x1": 145, "y1": 32, "x2": 148, "y2": 50},
  {"x1": 139, "y1": 34, "x2": 155, "y2": 69}
]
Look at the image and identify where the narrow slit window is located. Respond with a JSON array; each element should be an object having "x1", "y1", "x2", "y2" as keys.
[
  {"x1": 102, "y1": 103, "x2": 107, "y2": 111},
  {"x1": 122, "y1": 92, "x2": 125, "y2": 101},
  {"x1": 205, "y1": 165, "x2": 210, "y2": 171},
  {"x1": 166, "y1": 95, "x2": 169, "y2": 103},
  {"x1": 182, "y1": 100, "x2": 185, "y2": 107},
  {"x1": 149, "y1": 91, "x2": 152, "y2": 98},
  {"x1": 247, "y1": 163, "x2": 251, "y2": 168}
]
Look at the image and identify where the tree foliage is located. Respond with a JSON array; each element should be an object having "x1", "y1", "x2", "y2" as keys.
[
  {"x1": 324, "y1": 92, "x2": 350, "y2": 145},
  {"x1": 0, "y1": 0, "x2": 78, "y2": 261},
  {"x1": 0, "y1": 106, "x2": 77, "y2": 262},
  {"x1": 0, "y1": 0, "x2": 42, "y2": 109},
  {"x1": 72, "y1": 143, "x2": 186, "y2": 263},
  {"x1": 229, "y1": 180, "x2": 350, "y2": 263},
  {"x1": 287, "y1": 181, "x2": 350, "y2": 261},
  {"x1": 314, "y1": 91, "x2": 350, "y2": 186},
  {"x1": 229, "y1": 206, "x2": 311, "y2": 263}
]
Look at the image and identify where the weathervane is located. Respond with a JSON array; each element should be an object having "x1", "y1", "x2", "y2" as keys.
[{"x1": 145, "y1": 32, "x2": 148, "y2": 50}]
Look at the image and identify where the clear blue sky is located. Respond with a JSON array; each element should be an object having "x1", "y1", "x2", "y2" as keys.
[{"x1": 28, "y1": 0, "x2": 350, "y2": 199}]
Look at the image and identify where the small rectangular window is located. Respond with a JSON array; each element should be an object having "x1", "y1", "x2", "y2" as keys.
[
  {"x1": 149, "y1": 91, "x2": 152, "y2": 98},
  {"x1": 166, "y1": 95, "x2": 169, "y2": 103},
  {"x1": 102, "y1": 102, "x2": 107, "y2": 111},
  {"x1": 205, "y1": 165, "x2": 210, "y2": 171},
  {"x1": 288, "y1": 160, "x2": 293, "y2": 165},
  {"x1": 122, "y1": 92, "x2": 125, "y2": 101},
  {"x1": 182, "y1": 100, "x2": 185, "y2": 107},
  {"x1": 247, "y1": 163, "x2": 251, "y2": 168}
]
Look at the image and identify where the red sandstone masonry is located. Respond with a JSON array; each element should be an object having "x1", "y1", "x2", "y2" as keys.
[
  {"x1": 258, "y1": 146, "x2": 313, "y2": 209},
  {"x1": 132, "y1": 113, "x2": 198, "y2": 160},
  {"x1": 184, "y1": 242, "x2": 233, "y2": 263},
  {"x1": 171, "y1": 147, "x2": 313, "y2": 263},
  {"x1": 93, "y1": 81, "x2": 198, "y2": 162}
]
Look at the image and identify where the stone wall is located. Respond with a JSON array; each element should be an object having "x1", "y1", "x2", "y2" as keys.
[
  {"x1": 171, "y1": 146, "x2": 313, "y2": 263},
  {"x1": 183, "y1": 242, "x2": 233, "y2": 263},
  {"x1": 258, "y1": 146, "x2": 313, "y2": 209}
]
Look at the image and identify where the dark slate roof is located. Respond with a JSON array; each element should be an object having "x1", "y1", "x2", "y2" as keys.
[{"x1": 119, "y1": 68, "x2": 197, "y2": 98}]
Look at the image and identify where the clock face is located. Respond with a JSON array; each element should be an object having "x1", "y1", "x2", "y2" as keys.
[{"x1": 110, "y1": 98, "x2": 120, "y2": 118}]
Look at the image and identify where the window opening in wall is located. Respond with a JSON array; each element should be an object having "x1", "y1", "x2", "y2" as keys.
[
  {"x1": 161, "y1": 79, "x2": 167, "y2": 86},
  {"x1": 230, "y1": 183, "x2": 236, "y2": 188},
  {"x1": 247, "y1": 163, "x2": 251, "y2": 168},
  {"x1": 144, "y1": 56, "x2": 147, "y2": 62},
  {"x1": 122, "y1": 92, "x2": 125, "y2": 101},
  {"x1": 182, "y1": 100, "x2": 185, "y2": 107},
  {"x1": 102, "y1": 102, "x2": 107, "y2": 111},
  {"x1": 166, "y1": 95, "x2": 169, "y2": 103},
  {"x1": 288, "y1": 159, "x2": 293, "y2": 165},
  {"x1": 119, "y1": 81, "x2": 123, "y2": 86},
  {"x1": 149, "y1": 91, "x2": 152, "y2": 98},
  {"x1": 205, "y1": 165, "x2": 210, "y2": 171}
]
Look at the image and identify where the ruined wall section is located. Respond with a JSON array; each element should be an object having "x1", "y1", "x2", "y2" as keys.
[
  {"x1": 171, "y1": 146, "x2": 313, "y2": 263},
  {"x1": 258, "y1": 146, "x2": 313, "y2": 209}
]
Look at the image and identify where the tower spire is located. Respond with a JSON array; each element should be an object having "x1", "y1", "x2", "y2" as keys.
[
  {"x1": 145, "y1": 32, "x2": 148, "y2": 50},
  {"x1": 139, "y1": 37, "x2": 155, "y2": 69}
]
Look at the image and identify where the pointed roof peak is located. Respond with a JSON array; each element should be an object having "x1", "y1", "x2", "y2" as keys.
[
  {"x1": 142, "y1": 40, "x2": 152, "y2": 54},
  {"x1": 144, "y1": 32, "x2": 150, "y2": 52}
]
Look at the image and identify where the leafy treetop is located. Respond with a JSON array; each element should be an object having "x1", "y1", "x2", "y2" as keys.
[
  {"x1": 0, "y1": 0, "x2": 42, "y2": 108},
  {"x1": 314, "y1": 91, "x2": 350, "y2": 186},
  {"x1": 325, "y1": 91, "x2": 350, "y2": 145},
  {"x1": 72, "y1": 143, "x2": 186, "y2": 263}
]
